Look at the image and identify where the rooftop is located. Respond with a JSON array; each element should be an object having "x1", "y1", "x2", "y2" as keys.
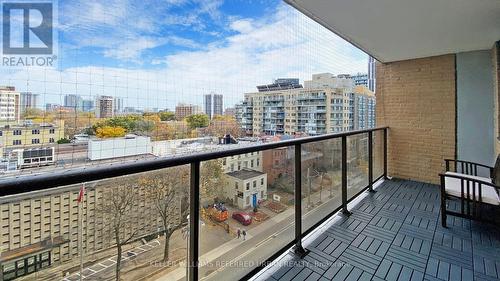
[{"x1": 226, "y1": 168, "x2": 266, "y2": 180}]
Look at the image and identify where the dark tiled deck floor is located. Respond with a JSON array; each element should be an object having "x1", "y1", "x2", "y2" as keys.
[{"x1": 259, "y1": 179, "x2": 500, "y2": 281}]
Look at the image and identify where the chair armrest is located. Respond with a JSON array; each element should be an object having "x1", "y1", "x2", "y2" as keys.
[
  {"x1": 444, "y1": 159, "x2": 494, "y2": 176},
  {"x1": 439, "y1": 173, "x2": 500, "y2": 195}
]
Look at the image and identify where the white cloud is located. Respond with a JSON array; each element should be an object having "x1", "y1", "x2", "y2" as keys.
[{"x1": 1, "y1": 3, "x2": 367, "y2": 112}]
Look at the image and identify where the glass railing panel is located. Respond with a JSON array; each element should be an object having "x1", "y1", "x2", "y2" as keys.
[
  {"x1": 347, "y1": 133, "x2": 369, "y2": 199},
  {"x1": 301, "y1": 138, "x2": 342, "y2": 231},
  {"x1": 198, "y1": 148, "x2": 295, "y2": 281},
  {"x1": 373, "y1": 130, "x2": 385, "y2": 180},
  {"x1": 0, "y1": 166, "x2": 189, "y2": 281}
]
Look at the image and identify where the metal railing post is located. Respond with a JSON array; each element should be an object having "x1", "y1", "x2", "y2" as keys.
[
  {"x1": 383, "y1": 128, "x2": 388, "y2": 179},
  {"x1": 341, "y1": 136, "x2": 351, "y2": 215},
  {"x1": 368, "y1": 131, "x2": 375, "y2": 193},
  {"x1": 293, "y1": 144, "x2": 308, "y2": 257},
  {"x1": 189, "y1": 162, "x2": 200, "y2": 281}
]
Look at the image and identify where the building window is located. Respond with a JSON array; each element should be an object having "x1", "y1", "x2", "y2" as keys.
[
  {"x1": 235, "y1": 182, "x2": 238, "y2": 190},
  {"x1": 245, "y1": 196, "x2": 250, "y2": 205},
  {"x1": 13, "y1": 140, "x2": 21, "y2": 145},
  {"x1": 32, "y1": 139, "x2": 40, "y2": 144},
  {"x1": 32, "y1": 129, "x2": 40, "y2": 134},
  {"x1": 251, "y1": 160, "x2": 254, "y2": 167},
  {"x1": 0, "y1": 131, "x2": 2, "y2": 136},
  {"x1": 253, "y1": 180, "x2": 256, "y2": 188},
  {"x1": 246, "y1": 183, "x2": 250, "y2": 190},
  {"x1": 13, "y1": 130, "x2": 21, "y2": 135},
  {"x1": 261, "y1": 178, "x2": 264, "y2": 185},
  {"x1": 257, "y1": 159, "x2": 260, "y2": 166},
  {"x1": 49, "y1": 129, "x2": 55, "y2": 134},
  {"x1": 49, "y1": 138, "x2": 54, "y2": 143}
]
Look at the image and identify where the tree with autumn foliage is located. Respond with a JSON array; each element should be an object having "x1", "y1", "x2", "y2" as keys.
[
  {"x1": 200, "y1": 159, "x2": 227, "y2": 202},
  {"x1": 95, "y1": 126, "x2": 126, "y2": 138},
  {"x1": 205, "y1": 116, "x2": 242, "y2": 138}
]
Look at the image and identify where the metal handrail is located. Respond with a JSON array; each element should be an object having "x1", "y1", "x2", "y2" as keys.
[
  {"x1": 0, "y1": 126, "x2": 389, "y2": 281},
  {"x1": 0, "y1": 127, "x2": 387, "y2": 195}
]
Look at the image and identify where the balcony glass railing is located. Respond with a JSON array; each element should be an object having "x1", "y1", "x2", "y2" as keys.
[{"x1": 0, "y1": 127, "x2": 387, "y2": 281}]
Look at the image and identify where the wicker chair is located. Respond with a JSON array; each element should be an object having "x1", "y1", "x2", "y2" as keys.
[{"x1": 439, "y1": 156, "x2": 500, "y2": 227}]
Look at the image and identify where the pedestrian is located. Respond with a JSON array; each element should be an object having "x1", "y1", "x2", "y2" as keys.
[
  {"x1": 242, "y1": 229, "x2": 247, "y2": 241},
  {"x1": 237, "y1": 228, "x2": 241, "y2": 239}
]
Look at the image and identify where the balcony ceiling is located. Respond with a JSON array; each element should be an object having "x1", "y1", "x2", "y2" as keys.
[{"x1": 285, "y1": 0, "x2": 500, "y2": 63}]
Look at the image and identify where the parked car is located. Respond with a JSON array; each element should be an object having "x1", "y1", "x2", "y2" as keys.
[{"x1": 232, "y1": 212, "x2": 252, "y2": 226}]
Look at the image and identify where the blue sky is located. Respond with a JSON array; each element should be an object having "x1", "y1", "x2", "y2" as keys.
[
  {"x1": 57, "y1": 0, "x2": 282, "y2": 69},
  {"x1": 2, "y1": 0, "x2": 368, "y2": 110}
]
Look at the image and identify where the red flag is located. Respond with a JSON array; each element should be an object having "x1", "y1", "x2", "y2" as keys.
[{"x1": 77, "y1": 184, "x2": 86, "y2": 203}]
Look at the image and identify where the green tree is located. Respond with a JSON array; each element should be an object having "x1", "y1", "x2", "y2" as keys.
[
  {"x1": 159, "y1": 111, "x2": 175, "y2": 121},
  {"x1": 57, "y1": 138, "x2": 71, "y2": 144},
  {"x1": 185, "y1": 114, "x2": 209, "y2": 129},
  {"x1": 132, "y1": 119, "x2": 155, "y2": 135}
]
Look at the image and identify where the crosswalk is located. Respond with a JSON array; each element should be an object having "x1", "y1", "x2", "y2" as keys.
[{"x1": 61, "y1": 239, "x2": 161, "y2": 281}]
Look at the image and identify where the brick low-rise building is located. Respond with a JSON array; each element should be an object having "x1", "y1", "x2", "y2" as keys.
[{"x1": 0, "y1": 120, "x2": 65, "y2": 156}]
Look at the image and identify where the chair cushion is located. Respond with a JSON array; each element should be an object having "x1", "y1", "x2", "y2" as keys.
[{"x1": 444, "y1": 172, "x2": 500, "y2": 205}]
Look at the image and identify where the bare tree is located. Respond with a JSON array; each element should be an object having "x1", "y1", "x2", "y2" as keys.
[
  {"x1": 97, "y1": 183, "x2": 143, "y2": 281},
  {"x1": 140, "y1": 167, "x2": 190, "y2": 261}
]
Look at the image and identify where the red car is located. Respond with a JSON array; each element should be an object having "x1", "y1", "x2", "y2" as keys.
[{"x1": 232, "y1": 212, "x2": 252, "y2": 226}]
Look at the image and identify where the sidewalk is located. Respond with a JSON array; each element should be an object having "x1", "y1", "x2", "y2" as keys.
[{"x1": 156, "y1": 207, "x2": 295, "y2": 281}]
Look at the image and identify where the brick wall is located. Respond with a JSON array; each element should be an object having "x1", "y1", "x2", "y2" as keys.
[{"x1": 376, "y1": 55, "x2": 456, "y2": 184}]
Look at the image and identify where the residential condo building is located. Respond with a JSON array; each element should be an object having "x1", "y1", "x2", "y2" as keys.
[
  {"x1": 236, "y1": 74, "x2": 375, "y2": 136},
  {"x1": 368, "y1": 56, "x2": 376, "y2": 92},
  {"x1": 204, "y1": 93, "x2": 223, "y2": 119},
  {"x1": 175, "y1": 103, "x2": 202, "y2": 120},
  {"x1": 19, "y1": 92, "x2": 39, "y2": 114},
  {"x1": 0, "y1": 87, "x2": 21, "y2": 124},
  {"x1": 95, "y1": 96, "x2": 114, "y2": 118},
  {"x1": 64, "y1": 94, "x2": 82, "y2": 110}
]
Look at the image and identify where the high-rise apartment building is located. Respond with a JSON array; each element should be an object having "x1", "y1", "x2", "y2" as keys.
[
  {"x1": 95, "y1": 96, "x2": 114, "y2": 118},
  {"x1": 82, "y1": 99, "x2": 94, "y2": 112},
  {"x1": 175, "y1": 103, "x2": 202, "y2": 120},
  {"x1": 19, "y1": 92, "x2": 39, "y2": 113},
  {"x1": 368, "y1": 56, "x2": 376, "y2": 92},
  {"x1": 64, "y1": 94, "x2": 82, "y2": 110},
  {"x1": 204, "y1": 93, "x2": 223, "y2": 119},
  {"x1": 114, "y1": 97, "x2": 123, "y2": 114},
  {"x1": 236, "y1": 74, "x2": 375, "y2": 136},
  {"x1": 353, "y1": 86, "x2": 376, "y2": 130},
  {"x1": 0, "y1": 86, "x2": 21, "y2": 123}
]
